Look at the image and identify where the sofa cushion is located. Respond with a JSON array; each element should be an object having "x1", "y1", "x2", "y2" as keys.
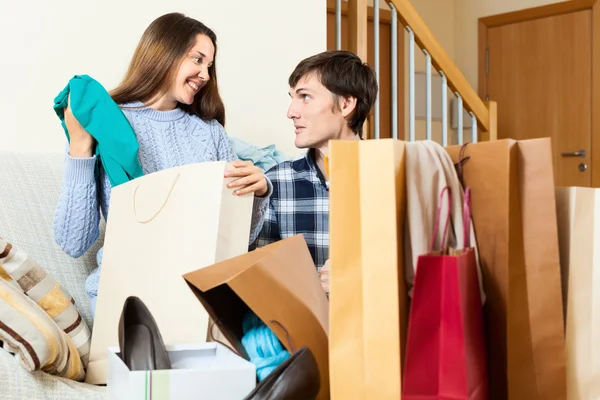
[
  {"x1": 0, "y1": 278, "x2": 85, "y2": 380},
  {"x1": 0, "y1": 151, "x2": 104, "y2": 331},
  {"x1": 0, "y1": 237, "x2": 91, "y2": 366}
]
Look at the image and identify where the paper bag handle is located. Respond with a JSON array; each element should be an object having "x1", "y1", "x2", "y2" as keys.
[
  {"x1": 429, "y1": 186, "x2": 452, "y2": 253},
  {"x1": 454, "y1": 142, "x2": 471, "y2": 187},
  {"x1": 463, "y1": 187, "x2": 472, "y2": 249},
  {"x1": 133, "y1": 173, "x2": 181, "y2": 224},
  {"x1": 270, "y1": 320, "x2": 297, "y2": 353}
]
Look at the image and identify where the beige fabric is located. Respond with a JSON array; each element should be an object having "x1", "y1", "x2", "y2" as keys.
[
  {"x1": 87, "y1": 161, "x2": 254, "y2": 384},
  {"x1": 404, "y1": 140, "x2": 485, "y2": 303},
  {"x1": 0, "y1": 279, "x2": 84, "y2": 381}
]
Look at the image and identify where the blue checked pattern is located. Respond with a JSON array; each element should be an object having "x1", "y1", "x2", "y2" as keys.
[{"x1": 252, "y1": 150, "x2": 329, "y2": 271}]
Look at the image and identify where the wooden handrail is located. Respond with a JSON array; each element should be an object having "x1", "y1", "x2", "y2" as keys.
[{"x1": 385, "y1": 0, "x2": 491, "y2": 133}]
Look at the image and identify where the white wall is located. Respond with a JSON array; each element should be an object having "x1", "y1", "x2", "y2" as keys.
[{"x1": 0, "y1": 1, "x2": 325, "y2": 157}]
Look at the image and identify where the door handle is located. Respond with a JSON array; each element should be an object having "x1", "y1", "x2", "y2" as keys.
[{"x1": 561, "y1": 150, "x2": 586, "y2": 158}]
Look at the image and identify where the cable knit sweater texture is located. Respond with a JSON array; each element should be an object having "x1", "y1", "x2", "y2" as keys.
[{"x1": 52, "y1": 102, "x2": 270, "y2": 316}]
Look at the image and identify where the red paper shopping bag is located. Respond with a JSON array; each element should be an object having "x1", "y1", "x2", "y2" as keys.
[{"x1": 403, "y1": 187, "x2": 487, "y2": 400}]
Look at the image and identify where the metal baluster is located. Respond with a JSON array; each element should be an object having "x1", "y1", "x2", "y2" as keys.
[
  {"x1": 456, "y1": 93, "x2": 463, "y2": 145},
  {"x1": 424, "y1": 50, "x2": 432, "y2": 141},
  {"x1": 390, "y1": 3, "x2": 398, "y2": 140},
  {"x1": 408, "y1": 26, "x2": 415, "y2": 142},
  {"x1": 441, "y1": 71, "x2": 448, "y2": 146},
  {"x1": 374, "y1": 0, "x2": 380, "y2": 139},
  {"x1": 470, "y1": 112, "x2": 477, "y2": 143},
  {"x1": 336, "y1": 0, "x2": 342, "y2": 50}
]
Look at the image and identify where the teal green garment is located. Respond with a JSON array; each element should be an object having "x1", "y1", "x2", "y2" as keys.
[
  {"x1": 53, "y1": 75, "x2": 144, "y2": 187},
  {"x1": 229, "y1": 137, "x2": 289, "y2": 173}
]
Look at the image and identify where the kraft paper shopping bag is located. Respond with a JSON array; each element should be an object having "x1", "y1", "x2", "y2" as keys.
[
  {"x1": 446, "y1": 138, "x2": 566, "y2": 400},
  {"x1": 85, "y1": 161, "x2": 254, "y2": 384},
  {"x1": 556, "y1": 187, "x2": 600, "y2": 399},
  {"x1": 183, "y1": 234, "x2": 329, "y2": 399},
  {"x1": 329, "y1": 139, "x2": 408, "y2": 400}
]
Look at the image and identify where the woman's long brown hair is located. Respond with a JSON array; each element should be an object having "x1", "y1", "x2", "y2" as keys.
[{"x1": 110, "y1": 13, "x2": 225, "y2": 126}]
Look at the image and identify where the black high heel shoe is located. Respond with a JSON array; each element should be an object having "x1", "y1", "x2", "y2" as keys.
[
  {"x1": 243, "y1": 346, "x2": 320, "y2": 400},
  {"x1": 118, "y1": 296, "x2": 172, "y2": 371}
]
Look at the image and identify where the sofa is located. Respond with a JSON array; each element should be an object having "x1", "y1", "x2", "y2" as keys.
[{"x1": 0, "y1": 151, "x2": 107, "y2": 399}]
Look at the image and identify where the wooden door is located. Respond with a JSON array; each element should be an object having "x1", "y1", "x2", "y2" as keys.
[
  {"x1": 326, "y1": 3, "x2": 404, "y2": 139},
  {"x1": 481, "y1": 9, "x2": 592, "y2": 187}
]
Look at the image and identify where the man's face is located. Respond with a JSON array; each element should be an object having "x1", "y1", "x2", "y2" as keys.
[{"x1": 287, "y1": 74, "x2": 347, "y2": 150}]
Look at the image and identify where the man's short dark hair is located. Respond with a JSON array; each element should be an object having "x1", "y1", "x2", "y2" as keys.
[{"x1": 288, "y1": 50, "x2": 378, "y2": 136}]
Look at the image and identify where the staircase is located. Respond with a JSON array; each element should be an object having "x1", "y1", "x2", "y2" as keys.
[{"x1": 331, "y1": 0, "x2": 498, "y2": 144}]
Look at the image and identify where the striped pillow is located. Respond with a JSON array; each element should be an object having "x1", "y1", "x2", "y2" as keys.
[
  {"x1": 0, "y1": 277, "x2": 85, "y2": 380},
  {"x1": 0, "y1": 238, "x2": 91, "y2": 367}
]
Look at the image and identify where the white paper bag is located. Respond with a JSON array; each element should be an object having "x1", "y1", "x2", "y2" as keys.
[
  {"x1": 86, "y1": 162, "x2": 254, "y2": 384},
  {"x1": 556, "y1": 187, "x2": 600, "y2": 399},
  {"x1": 107, "y1": 342, "x2": 256, "y2": 400}
]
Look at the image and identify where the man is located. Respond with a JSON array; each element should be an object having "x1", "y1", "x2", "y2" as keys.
[{"x1": 252, "y1": 50, "x2": 378, "y2": 281}]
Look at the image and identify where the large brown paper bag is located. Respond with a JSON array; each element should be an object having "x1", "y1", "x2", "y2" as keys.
[
  {"x1": 182, "y1": 234, "x2": 329, "y2": 399},
  {"x1": 328, "y1": 139, "x2": 407, "y2": 400},
  {"x1": 86, "y1": 162, "x2": 253, "y2": 384},
  {"x1": 556, "y1": 187, "x2": 600, "y2": 399},
  {"x1": 446, "y1": 138, "x2": 566, "y2": 400}
]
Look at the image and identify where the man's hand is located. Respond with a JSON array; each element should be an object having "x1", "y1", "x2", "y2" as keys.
[{"x1": 224, "y1": 160, "x2": 268, "y2": 197}]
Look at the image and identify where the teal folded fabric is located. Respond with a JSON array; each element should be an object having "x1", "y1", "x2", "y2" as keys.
[
  {"x1": 229, "y1": 137, "x2": 289, "y2": 172},
  {"x1": 53, "y1": 75, "x2": 144, "y2": 187}
]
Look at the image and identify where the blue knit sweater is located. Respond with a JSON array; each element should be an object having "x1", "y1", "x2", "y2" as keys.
[{"x1": 53, "y1": 102, "x2": 271, "y2": 317}]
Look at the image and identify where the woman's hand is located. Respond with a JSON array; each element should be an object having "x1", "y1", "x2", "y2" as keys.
[
  {"x1": 64, "y1": 95, "x2": 95, "y2": 158},
  {"x1": 224, "y1": 160, "x2": 268, "y2": 197}
]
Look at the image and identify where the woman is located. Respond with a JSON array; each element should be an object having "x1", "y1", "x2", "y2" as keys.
[{"x1": 54, "y1": 13, "x2": 270, "y2": 317}]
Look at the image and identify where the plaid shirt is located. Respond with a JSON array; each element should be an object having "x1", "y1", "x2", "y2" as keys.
[{"x1": 252, "y1": 150, "x2": 329, "y2": 271}]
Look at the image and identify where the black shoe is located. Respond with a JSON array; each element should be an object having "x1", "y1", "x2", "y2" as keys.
[
  {"x1": 243, "y1": 346, "x2": 320, "y2": 400},
  {"x1": 118, "y1": 296, "x2": 171, "y2": 371}
]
